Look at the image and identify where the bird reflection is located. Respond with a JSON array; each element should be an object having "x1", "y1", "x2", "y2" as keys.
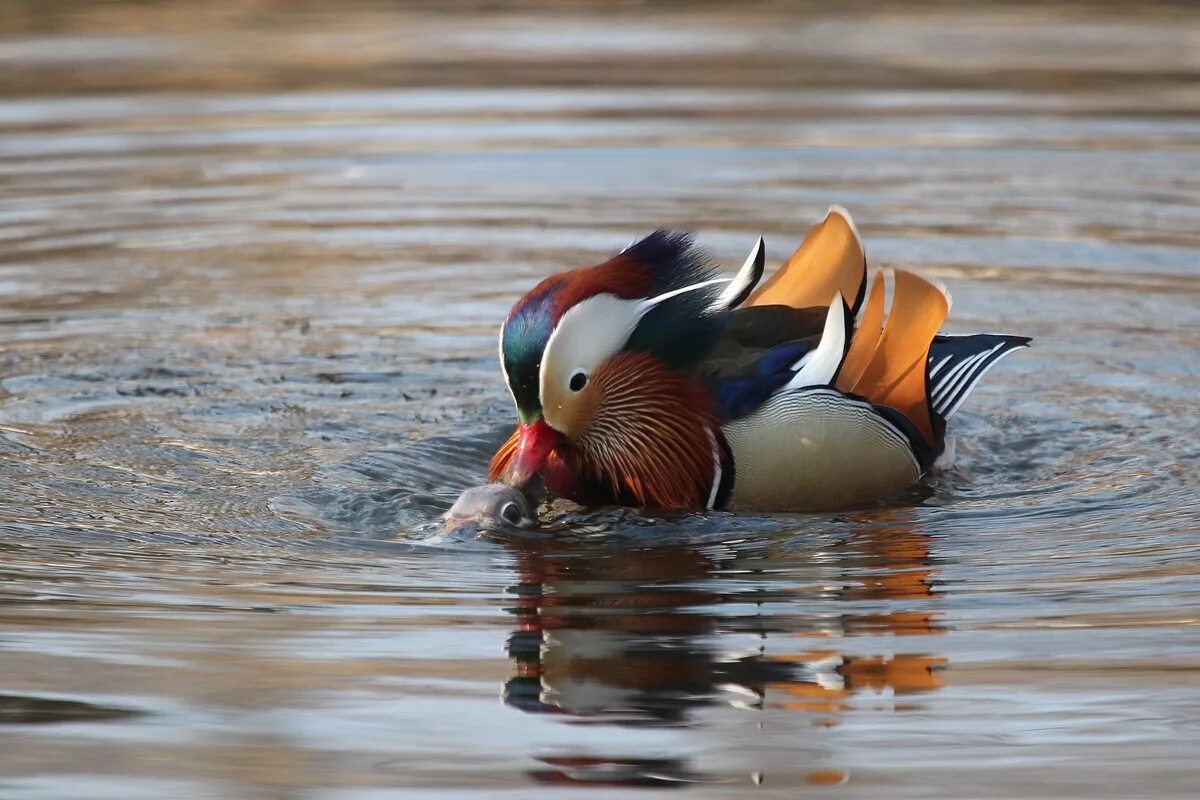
[
  {"x1": 501, "y1": 512, "x2": 947, "y2": 787},
  {"x1": 504, "y1": 541, "x2": 789, "y2": 726}
]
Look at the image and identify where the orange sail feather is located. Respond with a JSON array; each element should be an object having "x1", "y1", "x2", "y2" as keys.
[
  {"x1": 836, "y1": 270, "x2": 949, "y2": 444},
  {"x1": 835, "y1": 271, "x2": 885, "y2": 390},
  {"x1": 747, "y1": 206, "x2": 866, "y2": 314}
]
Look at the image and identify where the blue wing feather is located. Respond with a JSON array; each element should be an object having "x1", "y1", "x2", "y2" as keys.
[{"x1": 713, "y1": 339, "x2": 814, "y2": 420}]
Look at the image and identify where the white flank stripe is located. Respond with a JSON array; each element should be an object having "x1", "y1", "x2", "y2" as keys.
[{"x1": 705, "y1": 428, "x2": 722, "y2": 510}]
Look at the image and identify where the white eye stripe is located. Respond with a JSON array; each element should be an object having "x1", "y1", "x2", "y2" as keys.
[
  {"x1": 641, "y1": 277, "x2": 732, "y2": 310},
  {"x1": 539, "y1": 294, "x2": 646, "y2": 429},
  {"x1": 538, "y1": 277, "x2": 732, "y2": 431}
]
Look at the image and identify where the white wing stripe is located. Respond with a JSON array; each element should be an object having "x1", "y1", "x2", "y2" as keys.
[
  {"x1": 936, "y1": 343, "x2": 1032, "y2": 419},
  {"x1": 931, "y1": 348, "x2": 993, "y2": 406},
  {"x1": 711, "y1": 236, "x2": 764, "y2": 311},
  {"x1": 931, "y1": 350, "x2": 986, "y2": 403},
  {"x1": 784, "y1": 296, "x2": 846, "y2": 389},
  {"x1": 928, "y1": 355, "x2": 953, "y2": 379},
  {"x1": 939, "y1": 345, "x2": 1027, "y2": 419},
  {"x1": 933, "y1": 344, "x2": 1003, "y2": 408}
]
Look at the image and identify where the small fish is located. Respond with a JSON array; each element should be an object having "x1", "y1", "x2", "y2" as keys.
[{"x1": 445, "y1": 482, "x2": 537, "y2": 531}]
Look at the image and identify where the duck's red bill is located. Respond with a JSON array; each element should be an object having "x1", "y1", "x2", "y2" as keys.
[{"x1": 504, "y1": 418, "x2": 562, "y2": 491}]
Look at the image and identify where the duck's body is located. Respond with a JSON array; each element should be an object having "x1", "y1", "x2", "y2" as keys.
[{"x1": 489, "y1": 207, "x2": 1029, "y2": 512}]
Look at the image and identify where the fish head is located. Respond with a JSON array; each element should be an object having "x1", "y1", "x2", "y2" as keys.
[{"x1": 444, "y1": 482, "x2": 538, "y2": 533}]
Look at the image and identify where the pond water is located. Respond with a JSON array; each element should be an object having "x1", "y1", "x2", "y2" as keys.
[{"x1": 1, "y1": 2, "x2": 1198, "y2": 798}]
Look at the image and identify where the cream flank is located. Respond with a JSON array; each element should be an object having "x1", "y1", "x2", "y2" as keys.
[{"x1": 724, "y1": 389, "x2": 920, "y2": 512}]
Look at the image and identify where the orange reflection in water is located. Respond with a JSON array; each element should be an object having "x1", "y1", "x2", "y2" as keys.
[{"x1": 766, "y1": 511, "x2": 947, "y2": 714}]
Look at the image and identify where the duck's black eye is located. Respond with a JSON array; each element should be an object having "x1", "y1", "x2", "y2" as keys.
[
  {"x1": 569, "y1": 371, "x2": 588, "y2": 392},
  {"x1": 500, "y1": 501, "x2": 522, "y2": 525}
]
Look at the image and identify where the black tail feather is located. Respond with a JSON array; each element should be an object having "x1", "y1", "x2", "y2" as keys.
[{"x1": 927, "y1": 334, "x2": 1031, "y2": 421}]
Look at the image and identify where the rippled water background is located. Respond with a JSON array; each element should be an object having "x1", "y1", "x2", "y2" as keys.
[{"x1": 2, "y1": 2, "x2": 1199, "y2": 798}]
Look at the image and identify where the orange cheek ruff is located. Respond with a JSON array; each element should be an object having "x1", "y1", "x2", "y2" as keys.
[
  {"x1": 488, "y1": 353, "x2": 722, "y2": 510},
  {"x1": 574, "y1": 351, "x2": 721, "y2": 509},
  {"x1": 488, "y1": 429, "x2": 520, "y2": 481}
]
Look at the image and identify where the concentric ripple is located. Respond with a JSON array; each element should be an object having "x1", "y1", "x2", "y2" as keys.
[{"x1": 1, "y1": 2, "x2": 1198, "y2": 799}]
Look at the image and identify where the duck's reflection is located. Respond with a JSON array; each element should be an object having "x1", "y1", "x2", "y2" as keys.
[
  {"x1": 505, "y1": 542, "x2": 789, "y2": 726},
  {"x1": 501, "y1": 514, "x2": 947, "y2": 787}
]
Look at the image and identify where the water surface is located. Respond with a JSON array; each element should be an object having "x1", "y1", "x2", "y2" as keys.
[{"x1": 1, "y1": 2, "x2": 1199, "y2": 798}]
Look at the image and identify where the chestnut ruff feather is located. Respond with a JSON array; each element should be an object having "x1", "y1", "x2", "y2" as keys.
[
  {"x1": 489, "y1": 352, "x2": 721, "y2": 508},
  {"x1": 573, "y1": 352, "x2": 721, "y2": 508},
  {"x1": 488, "y1": 431, "x2": 519, "y2": 482}
]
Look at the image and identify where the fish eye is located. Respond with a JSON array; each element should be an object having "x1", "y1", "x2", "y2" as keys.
[
  {"x1": 569, "y1": 371, "x2": 588, "y2": 392},
  {"x1": 500, "y1": 501, "x2": 522, "y2": 525}
]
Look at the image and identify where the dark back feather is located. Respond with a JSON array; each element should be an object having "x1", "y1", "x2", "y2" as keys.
[
  {"x1": 622, "y1": 230, "x2": 727, "y2": 369},
  {"x1": 699, "y1": 303, "x2": 834, "y2": 421}
]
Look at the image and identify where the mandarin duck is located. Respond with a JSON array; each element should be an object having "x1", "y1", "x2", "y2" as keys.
[{"x1": 489, "y1": 208, "x2": 1029, "y2": 512}]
